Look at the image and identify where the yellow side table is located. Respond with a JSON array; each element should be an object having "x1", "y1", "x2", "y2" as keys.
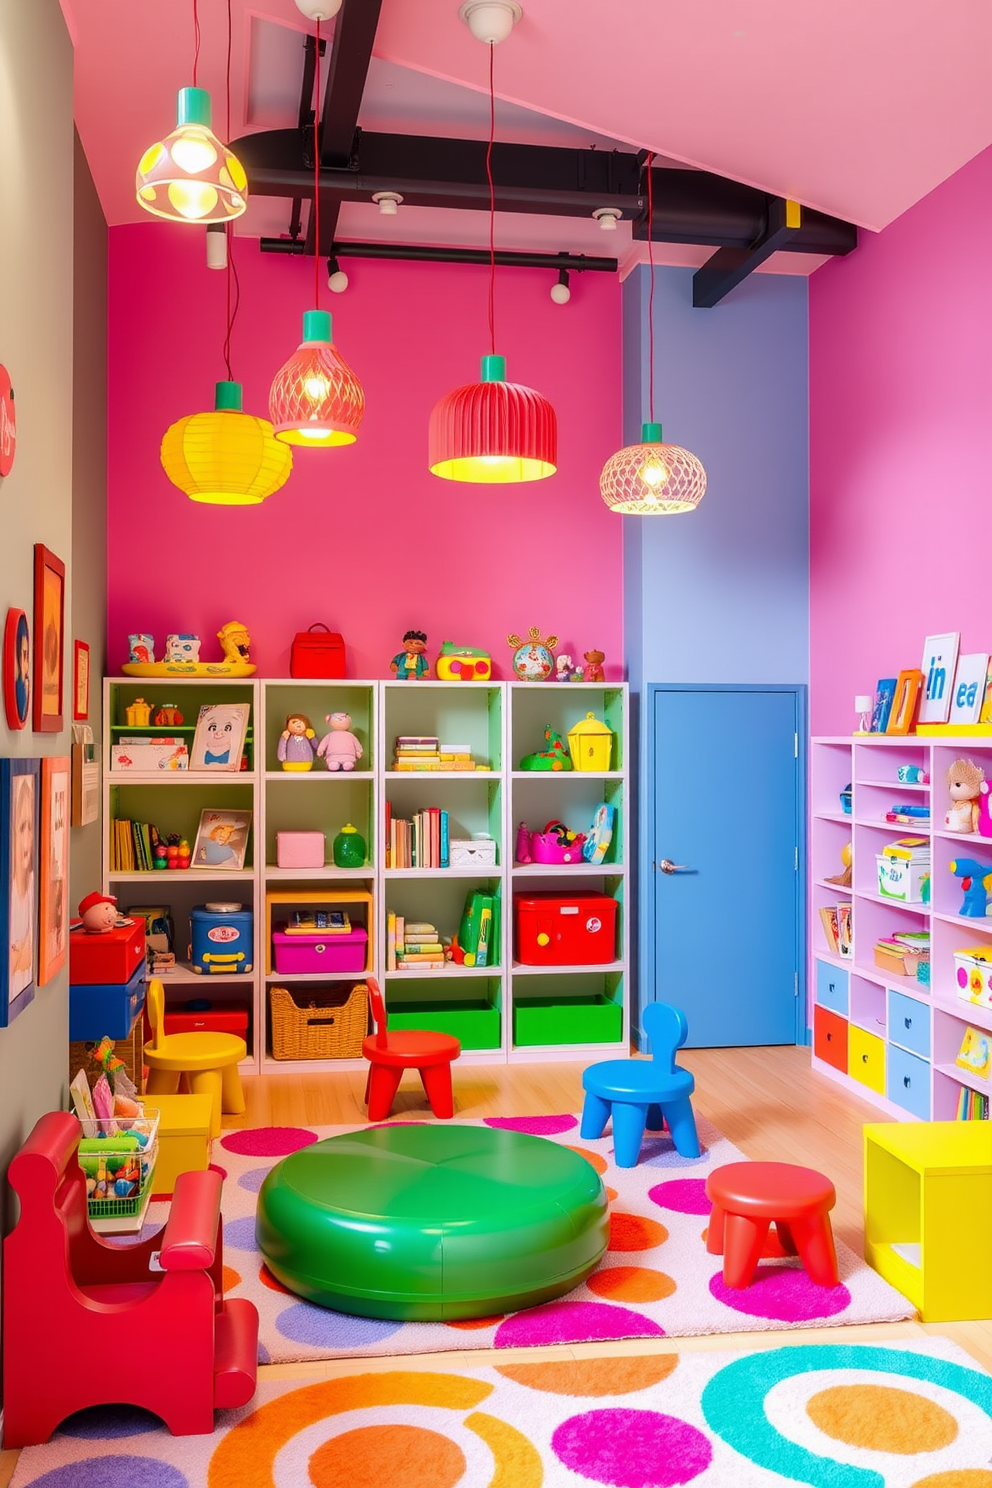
[
  {"x1": 864, "y1": 1121, "x2": 992, "y2": 1321},
  {"x1": 147, "y1": 1093, "x2": 213, "y2": 1199}
]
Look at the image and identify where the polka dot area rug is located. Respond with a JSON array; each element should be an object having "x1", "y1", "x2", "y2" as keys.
[
  {"x1": 137, "y1": 1113, "x2": 911, "y2": 1365},
  {"x1": 11, "y1": 1340, "x2": 992, "y2": 1487}
]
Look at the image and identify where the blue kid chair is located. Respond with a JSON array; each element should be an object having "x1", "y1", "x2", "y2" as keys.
[{"x1": 580, "y1": 1001, "x2": 700, "y2": 1168}]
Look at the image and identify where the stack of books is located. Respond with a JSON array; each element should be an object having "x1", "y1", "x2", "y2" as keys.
[
  {"x1": 110, "y1": 817, "x2": 161, "y2": 871},
  {"x1": 387, "y1": 914, "x2": 446, "y2": 970},
  {"x1": 392, "y1": 737, "x2": 484, "y2": 771},
  {"x1": 818, "y1": 901, "x2": 852, "y2": 958},
  {"x1": 873, "y1": 930, "x2": 930, "y2": 978},
  {"x1": 955, "y1": 1085, "x2": 990, "y2": 1120},
  {"x1": 385, "y1": 804, "x2": 449, "y2": 868}
]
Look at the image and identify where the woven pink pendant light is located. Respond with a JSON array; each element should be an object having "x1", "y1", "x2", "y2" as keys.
[
  {"x1": 428, "y1": 25, "x2": 556, "y2": 483},
  {"x1": 600, "y1": 156, "x2": 706, "y2": 515}
]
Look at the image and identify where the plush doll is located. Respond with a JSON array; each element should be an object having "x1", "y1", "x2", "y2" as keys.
[
  {"x1": 945, "y1": 757, "x2": 985, "y2": 834},
  {"x1": 278, "y1": 713, "x2": 317, "y2": 771},
  {"x1": 583, "y1": 649, "x2": 606, "y2": 682},
  {"x1": 317, "y1": 712, "x2": 364, "y2": 771}
]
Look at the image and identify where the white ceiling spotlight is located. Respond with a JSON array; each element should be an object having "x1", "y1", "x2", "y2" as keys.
[
  {"x1": 294, "y1": 0, "x2": 343, "y2": 20},
  {"x1": 326, "y1": 255, "x2": 349, "y2": 293},
  {"x1": 593, "y1": 207, "x2": 622, "y2": 231},
  {"x1": 205, "y1": 222, "x2": 227, "y2": 270},
  {"x1": 459, "y1": 1, "x2": 522, "y2": 45},
  {"x1": 372, "y1": 191, "x2": 403, "y2": 216},
  {"x1": 550, "y1": 269, "x2": 570, "y2": 305}
]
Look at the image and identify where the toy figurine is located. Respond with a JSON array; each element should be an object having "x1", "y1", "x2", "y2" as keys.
[
  {"x1": 217, "y1": 620, "x2": 252, "y2": 666},
  {"x1": 278, "y1": 712, "x2": 317, "y2": 771},
  {"x1": 124, "y1": 697, "x2": 153, "y2": 727},
  {"x1": 945, "y1": 758, "x2": 984, "y2": 834},
  {"x1": 556, "y1": 654, "x2": 573, "y2": 682},
  {"x1": 435, "y1": 641, "x2": 492, "y2": 682},
  {"x1": 583, "y1": 649, "x2": 606, "y2": 682},
  {"x1": 950, "y1": 856, "x2": 992, "y2": 917},
  {"x1": 154, "y1": 703, "x2": 183, "y2": 726},
  {"x1": 78, "y1": 892, "x2": 129, "y2": 934},
  {"x1": 508, "y1": 627, "x2": 558, "y2": 681},
  {"x1": 571, "y1": 664, "x2": 585, "y2": 682},
  {"x1": 128, "y1": 634, "x2": 155, "y2": 665},
  {"x1": 391, "y1": 630, "x2": 431, "y2": 680},
  {"x1": 164, "y1": 633, "x2": 201, "y2": 664},
  {"x1": 317, "y1": 712, "x2": 364, "y2": 771},
  {"x1": 519, "y1": 725, "x2": 572, "y2": 771}
]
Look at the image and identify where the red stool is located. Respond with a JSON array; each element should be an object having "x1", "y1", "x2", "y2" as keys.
[
  {"x1": 362, "y1": 977, "x2": 461, "y2": 1122},
  {"x1": 705, "y1": 1161, "x2": 839, "y2": 1290}
]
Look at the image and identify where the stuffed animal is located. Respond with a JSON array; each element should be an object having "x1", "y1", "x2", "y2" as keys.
[
  {"x1": 945, "y1": 757, "x2": 985, "y2": 834},
  {"x1": 317, "y1": 712, "x2": 363, "y2": 771},
  {"x1": 583, "y1": 649, "x2": 606, "y2": 682}
]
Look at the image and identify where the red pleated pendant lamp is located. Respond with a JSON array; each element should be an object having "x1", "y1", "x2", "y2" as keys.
[{"x1": 429, "y1": 4, "x2": 556, "y2": 483}]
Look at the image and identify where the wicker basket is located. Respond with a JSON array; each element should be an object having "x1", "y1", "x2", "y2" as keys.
[{"x1": 269, "y1": 982, "x2": 369, "y2": 1061}]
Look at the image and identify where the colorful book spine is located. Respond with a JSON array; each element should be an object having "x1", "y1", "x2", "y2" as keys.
[{"x1": 440, "y1": 810, "x2": 449, "y2": 868}]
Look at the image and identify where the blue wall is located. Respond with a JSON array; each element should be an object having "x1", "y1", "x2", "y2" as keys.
[{"x1": 623, "y1": 265, "x2": 810, "y2": 1041}]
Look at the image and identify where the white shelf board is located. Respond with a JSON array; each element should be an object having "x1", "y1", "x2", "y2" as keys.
[
  {"x1": 813, "y1": 877, "x2": 852, "y2": 894},
  {"x1": 384, "y1": 966, "x2": 500, "y2": 980},
  {"x1": 265, "y1": 969, "x2": 375, "y2": 983},
  {"x1": 264, "y1": 866, "x2": 372, "y2": 880},
  {"x1": 933, "y1": 1061, "x2": 991, "y2": 1098},
  {"x1": 931, "y1": 992, "x2": 992, "y2": 1034},
  {"x1": 852, "y1": 817, "x2": 931, "y2": 830},
  {"x1": 854, "y1": 890, "x2": 929, "y2": 912},
  {"x1": 856, "y1": 779, "x2": 930, "y2": 792},
  {"x1": 510, "y1": 771, "x2": 623, "y2": 781},
  {"x1": 850, "y1": 961, "x2": 928, "y2": 994},
  {"x1": 108, "y1": 772, "x2": 258, "y2": 785},
  {"x1": 932, "y1": 909, "x2": 992, "y2": 933},
  {"x1": 813, "y1": 811, "x2": 855, "y2": 825},
  {"x1": 263, "y1": 770, "x2": 374, "y2": 782},
  {"x1": 385, "y1": 867, "x2": 499, "y2": 879},
  {"x1": 108, "y1": 869, "x2": 255, "y2": 882},
  {"x1": 158, "y1": 962, "x2": 255, "y2": 985},
  {"x1": 512, "y1": 863, "x2": 625, "y2": 876},
  {"x1": 932, "y1": 827, "x2": 992, "y2": 846},
  {"x1": 512, "y1": 959, "x2": 624, "y2": 977}
]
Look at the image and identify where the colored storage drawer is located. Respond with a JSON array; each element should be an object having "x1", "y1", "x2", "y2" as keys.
[
  {"x1": 147, "y1": 1092, "x2": 213, "y2": 1199},
  {"x1": 69, "y1": 917, "x2": 146, "y2": 985},
  {"x1": 815, "y1": 958, "x2": 849, "y2": 1016},
  {"x1": 514, "y1": 893, "x2": 618, "y2": 967},
  {"x1": 272, "y1": 926, "x2": 368, "y2": 974},
  {"x1": 887, "y1": 988, "x2": 931, "y2": 1059},
  {"x1": 813, "y1": 1004, "x2": 848, "y2": 1074},
  {"x1": 887, "y1": 1043, "x2": 931, "y2": 1121},
  {"x1": 848, "y1": 1025, "x2": 886, "y2": 1095},
  {"x1": 163, "y1": 1001, "x2": 250, "y2": 1038},
  {"x1": 387, "y1": 1000, "x2": 500, "y2": 1050},
  {"x1": 513, "y1": 995, "x2": 622, "y2": 1046},
  {"x1": 69, "y1": 962, "x2": 146, "y2": 1041}
]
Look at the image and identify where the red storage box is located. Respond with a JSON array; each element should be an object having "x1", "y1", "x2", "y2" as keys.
[
  {"x1": 69, "y1": 918, "x2": 146, "y2": 985},
  {"x1": 163, "y1": 1002, "x2": 250, "y2": 1037},
  {"x1": 514, "y1": 892, "x2": 618, "y2": 967},
  {"x1": 290, "y1": 624, "x2": 346, "y2": 678},
  {"x1": 272, "y1": 925, "x2": 368, "y2": 974}
]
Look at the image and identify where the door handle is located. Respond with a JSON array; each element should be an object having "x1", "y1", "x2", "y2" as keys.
[{"x1": 659, "y1": 859, "x2": 690, "y2": 874}]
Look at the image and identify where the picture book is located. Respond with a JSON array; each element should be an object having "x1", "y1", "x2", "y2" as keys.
[
  {"x1": 191, "y1": 808, "x2": 251, "y2": 870},
  {"x1": 956, "y1": 1025, "x2": 992, "y2": 1081},
  {"x1": 190, "y1": 702, "x2": 250, "y2": 772},
  {"x1": 870, "y1": 679, "x2": 897, "y2": 734}
]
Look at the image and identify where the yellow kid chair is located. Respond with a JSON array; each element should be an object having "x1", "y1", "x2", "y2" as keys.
[{"x1": 144, "y1": 979, "x2": 246, "y2": 1137}]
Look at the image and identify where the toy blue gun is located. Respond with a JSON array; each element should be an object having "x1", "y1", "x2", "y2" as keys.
[{"x1": 949, "y1": 857, "x2": 992, "y2": 918}]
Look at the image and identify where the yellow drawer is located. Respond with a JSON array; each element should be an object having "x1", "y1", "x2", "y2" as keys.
[{"x1": 849, "y1": 1025, "x2": 886, "y2": 1095}]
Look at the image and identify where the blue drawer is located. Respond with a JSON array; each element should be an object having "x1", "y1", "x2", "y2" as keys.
[
  {"x1": 886, "y1": 1043, "x2": 931, "y2": 1120},
  {"x1": 887, "y1": 988, "x2": 931, "y2": 1058},
  {"x1": 815, "y1": 959, "x2": 849, "y2": 1016},
  {"x1": 69, "y1": 961, "x2": 146, "y2": 1041}
]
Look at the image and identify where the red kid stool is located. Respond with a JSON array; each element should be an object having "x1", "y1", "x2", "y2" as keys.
[
  {"x1": 362, "y1": 977, "x2": 461, "y2": 1122},
  {"x1": 705, "y1": 1161, "x2": 839, "y2": 1290}
]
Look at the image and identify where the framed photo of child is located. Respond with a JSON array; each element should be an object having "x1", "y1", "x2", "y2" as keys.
[
  {"x1": 0, "y1": 758, "x2": 40, "y2": 1024},
  {"x1": 38, "y1": 756, "x2": 70, "y2": 986},
  {"x1": 190, "y1": 702, "x2": 250, "y2": 772},
  {"x1": 192, "y1": 808, "x2": 251, "y2": 870},
  {"x1": 3, "y1": 607, "x2": 30, "y2": 730},
  {"x1": 32, "y1": 544, "x2": 65, "y2": 733}
]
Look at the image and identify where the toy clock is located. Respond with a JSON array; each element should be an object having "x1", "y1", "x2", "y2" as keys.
[{"x1": 507, "y1": 626, "x2": 559, "y2": 682}]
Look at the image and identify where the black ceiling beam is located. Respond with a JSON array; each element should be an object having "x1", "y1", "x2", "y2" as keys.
[
  {"x1": 691, "y1": 197, "x2": 805, "y2": 307},
  {"x1": 260, "y1": 240, "x2": 618, "y2": 272},
  {"x1": 288, "y1": 32, "x2": 324, "y2": 244},
  {"x1": 231, "y1": 128, "x2": 857, "y2": 258},
  {"x1": 303, "y1": 0, "x2": 384, "y2": 258}
]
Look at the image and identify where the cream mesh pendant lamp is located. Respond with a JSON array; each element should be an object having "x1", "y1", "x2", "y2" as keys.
[{"x1": 600, "y1": 156, "x2": 706, "y2": 515}]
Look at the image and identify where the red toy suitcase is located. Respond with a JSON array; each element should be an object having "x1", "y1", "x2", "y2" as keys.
[
  {"x1": 514, "y1": 892, "x2": 618, "y2": 966},
  {"x1": 290, "y1": 623, "x2": 346, "y2": 678},
  {"x1": 69, "y1": 917, "x2": 146, "y2": 985}
]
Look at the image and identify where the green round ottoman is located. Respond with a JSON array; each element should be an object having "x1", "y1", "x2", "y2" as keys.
[{"x1": 256, "y1": 1123, "x2": 609, "y2": 1321}]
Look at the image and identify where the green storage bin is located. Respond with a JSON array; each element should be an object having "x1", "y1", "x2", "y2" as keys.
[
  {"x1": 513, "y1": 995, "x2": 622, "y2": 1047},
  {"x1": 387, "y1": 999, "x2": 501, "y2": 1050}
]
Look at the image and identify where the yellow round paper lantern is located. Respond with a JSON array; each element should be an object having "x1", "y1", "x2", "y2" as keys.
[{"x1": 161, "y1": 382, "x2": 292, "y2": 505}]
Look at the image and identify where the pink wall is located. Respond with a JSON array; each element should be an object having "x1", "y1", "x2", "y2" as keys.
[
  {"x1": 107, "y1": 225, "x2": 623, "y2": 680},
  {"x1": 810, "y1": 145, "x2": 992, "y2": 733}
]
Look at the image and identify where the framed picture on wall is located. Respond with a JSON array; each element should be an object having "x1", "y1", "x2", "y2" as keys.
[
  {"x1": 73, "y1": 640, "x2": 90, "y2": 722},
  {"x1": 0, "y1": 757, "x2": 40, "y2": 1025},
  {"x1": 38, "y1": 756, "x2": 70, "y2": 986},
  {"x1": 918, "y1": 631, "x2": 960, "y2": 725},
  {"x1": 32, "y1": 544, "x2": 65, "y2": 732},
  {"x1": 3, "y1": 607, "x2": 30, "y2": 730}
]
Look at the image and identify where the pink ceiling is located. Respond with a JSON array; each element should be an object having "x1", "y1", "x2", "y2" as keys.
[{"x1": 62, "y1": 0, "x2": 992, "y2": 253}]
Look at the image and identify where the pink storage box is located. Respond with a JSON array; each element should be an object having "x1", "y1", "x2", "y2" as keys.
[
  {"x1": 276, "y1": 831, "x2": 325, "y2": 869},
  {"x1": 272, "y1": 925, "x2": 368, "y2": 974}
]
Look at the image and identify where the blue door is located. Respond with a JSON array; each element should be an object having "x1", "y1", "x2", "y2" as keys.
[{"x1": 650, "y1": 685, "x2": 805, "y2": 1047}]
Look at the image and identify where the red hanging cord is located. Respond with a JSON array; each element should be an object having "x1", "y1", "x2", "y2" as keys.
[
  {"x1": 314, "y1": 17, "x2": 321, "y2": 311},
  {"x1": 646, "y1": 151, "x2": 655, "y2": 426},
  {"x1": 486, "y1": 41, "x2": 496, "y2": 355},
  {"x1": 192, "y1": 0, "x2": 200, "y2": 87},
  {"x1": 224, "y1": 0, "x2": 235, "y2": 380}
]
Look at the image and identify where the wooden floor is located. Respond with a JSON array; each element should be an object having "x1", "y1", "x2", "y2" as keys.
[{"x1": 1, "y1": 1045, "x2": 989, "y2": 1483}]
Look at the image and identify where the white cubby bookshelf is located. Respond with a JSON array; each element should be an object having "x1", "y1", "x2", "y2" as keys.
[
  {"x1": 103, "y1": 678, "x2": 629, "y2": 1075},
  {"x1": 810, "y1": 733, "x2": 992, "y2": 1122}
]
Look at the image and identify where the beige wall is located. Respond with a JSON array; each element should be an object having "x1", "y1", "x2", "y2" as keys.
[{"x1": 0, "y1": 0, "x2": 107, "y2": 1378}]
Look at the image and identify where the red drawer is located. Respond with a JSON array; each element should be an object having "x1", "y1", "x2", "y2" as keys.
[
  {"x1": 813, "y1": 1004, "x2": 848, "y2": 1073},
  {"x1": 163, "y1": 1002, "x2": 250, "y2": 1037}
]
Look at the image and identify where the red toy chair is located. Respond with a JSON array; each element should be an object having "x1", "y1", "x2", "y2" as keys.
[
  {"x1": 362, "y1": 977, "x2": 461, "y2": 1121},
  {"x1": 2, "y1": 1111, "x2": 259, "y2": 1446},
  {"x1": 705, "y1": 1161, "x2": 839, "y2": 1290}
]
